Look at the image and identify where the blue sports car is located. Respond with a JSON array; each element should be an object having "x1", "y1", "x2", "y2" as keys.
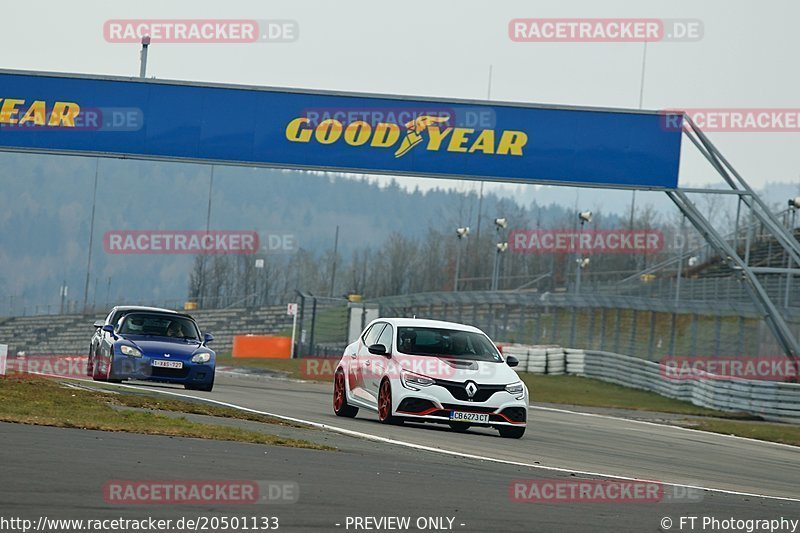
[{"x1": 93, "y1": 310, "x2": 216, "y2": 391}]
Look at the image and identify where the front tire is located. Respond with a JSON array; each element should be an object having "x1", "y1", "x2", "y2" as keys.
[
  {"x1": 98, "y1": 352, "x2": 122, "y2": 383},
  {"x1": 498, "y1": 425, "x2": 526, "y2": 439},
  {"x1": 378, "y1": 379, "x2": 402, "y2": 425},
  {"x1": 92, "y1": 353, "x2": 106, "y2": 382},
  {"x1": 333, "y1": 370, "x2": 358, "y2": 417}
]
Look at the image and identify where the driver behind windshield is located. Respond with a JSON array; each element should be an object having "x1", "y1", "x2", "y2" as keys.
[
  {"x1": 450, "y1": 332, "x2": 475, "y2": 356},
  {"x1": 166, "y1": 321, "x2": 184, "y2": 338}
]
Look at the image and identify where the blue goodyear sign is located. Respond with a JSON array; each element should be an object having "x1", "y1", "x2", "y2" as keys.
[{"x1": 0, "y1": 70, "x2": 682, "y2": 188}]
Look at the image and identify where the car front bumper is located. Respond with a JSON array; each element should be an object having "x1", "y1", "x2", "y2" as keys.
[
  {"x1": 393, "y1": 384, "x2": 527, "y2": 426},
  {"x1": 112, "y1": 355, "x2": 215, "y2": 385}
]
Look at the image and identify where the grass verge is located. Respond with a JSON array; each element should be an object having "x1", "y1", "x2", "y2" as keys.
[
  {"x1": 519, "y1": 374, "x2": 754, "y2": 419},
  {"x1": 679, "y1": 418, "x2": 800, "y2": 447},
  {"x1": 0, "y1": 374, "x2": 330, "y2": 450}
]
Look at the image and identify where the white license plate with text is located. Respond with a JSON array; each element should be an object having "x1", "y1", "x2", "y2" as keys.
[
  {"x1": 152, "y1": 360, "x2": 183, "y2": 369},
  {"x1": 449, "y1": 411, "x2": 489, "y2": 424}
]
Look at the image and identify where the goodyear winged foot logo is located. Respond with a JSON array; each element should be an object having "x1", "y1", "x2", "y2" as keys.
[{"x1": 285, "y1": 114, "x2": 527, "y2": 158}]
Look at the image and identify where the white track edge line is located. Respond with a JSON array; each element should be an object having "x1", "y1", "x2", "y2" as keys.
[
  {"x1": 217, "y1": 369, "x2": 800, "y2": 452},
  {"x1": 528, "y1": 405, "x2": 800, "y2": 451}
]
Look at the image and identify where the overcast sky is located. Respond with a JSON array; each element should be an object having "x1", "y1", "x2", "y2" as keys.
[{"x1": 4, "y1": 0, "x2": 799, "y2": 196}]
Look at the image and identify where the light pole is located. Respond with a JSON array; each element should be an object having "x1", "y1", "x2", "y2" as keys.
[
  {"x1": 83, "y1": 159, "x2": 100, "y2": 313},
  {"x1": 575, "y1": 211, "x2": 592, "y2": 294},
  {"x1": 491, "y1": 218, "x2": 508, "y2": 290},
  {"x1": 675, "y1": 214, "x2": 687, "y2": 304},
  {"x1": 59, "y1": 282, "x2": 67, "y2": 315},
  {"x1": 139, "y1": 36, "x2": 150, "y2": 78},
  {"x1": 254, "y1": 258, "x2": 265, "y2": 307},
  {"x1": 198, "y1": 165, "x2": 215, "y2": 308},
  {"x1": 454, "y1": 227, "x2": 469, "y2": 292},
  {"x1": 492, "y1": 242, "x2": 508, "y2": 291},
  {"x1": 785, "y1": 197, "x2": 800, "y2": 308}
]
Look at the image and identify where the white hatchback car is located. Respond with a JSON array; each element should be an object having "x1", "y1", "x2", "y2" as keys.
[{"x1": 333, "y1": 318, "x2": 528, "y2": 438}]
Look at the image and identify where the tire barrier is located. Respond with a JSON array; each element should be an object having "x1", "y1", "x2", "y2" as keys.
[{"x1": 500, "y1": 344, "x2": 800, "y2": 423}]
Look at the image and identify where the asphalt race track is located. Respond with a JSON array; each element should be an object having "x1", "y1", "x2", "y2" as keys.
[
  {"x1": 165, "y1": 373, "x2": 800, "y2": 500},
  {"x1": 3, "y1": 372, "x2": 799, "y2": 532}
]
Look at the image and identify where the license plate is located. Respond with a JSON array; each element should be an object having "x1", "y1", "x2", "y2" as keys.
[
  {"x1": 152, "y1": 360, "x2": 183, "y2": 369},
  {"x1": 449, "y1": 411, "x2": 489, "y2": 424}
]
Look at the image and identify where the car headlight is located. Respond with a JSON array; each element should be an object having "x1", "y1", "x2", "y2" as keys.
[
  {"x1": 191, "y1": 352, "x2": 211, "y2": 364},
  {"x1": 401, "y1": 370, "x2": 434, "y2": 390},
  {"x1": 120, "y1": 345, "x2": 142, "y2": 357},
  {"x1": 505, "y1": 381, "x2": 524, "y2": 395}
]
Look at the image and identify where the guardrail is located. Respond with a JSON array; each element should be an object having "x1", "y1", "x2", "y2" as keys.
[{"x1": 500, "y1": 345, "x2": 800, "y2": 423}]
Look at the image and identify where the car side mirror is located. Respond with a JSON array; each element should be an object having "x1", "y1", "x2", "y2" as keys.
[
  {"x1": 506, "y1": 355, "x2": 519, "y2": 367},
  {"x1": 93, "y1": 320, "x2": 104, "y2": 329},
  {"x1": 368, "y1": 343, "x2": 389, "y2": 357},
  {"x1": 203, "y1": 333, "x2": 214, "y2": 345},
  {"x1": 102, "y1": 324, "x2": 118, "y2": 340}
]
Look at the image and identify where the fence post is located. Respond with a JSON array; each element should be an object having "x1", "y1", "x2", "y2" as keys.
[
  {"x1": 569, "y1": 306, "x2": 577, "y2": 347},
  {"x1": 669, "y1": 312, "x2": 677, "y2": 356},
  {"x1": 552, "y1": 308, "x2": 561, "y2": 345},
  {"x1": 737, "y1": 316, "x2": 746, "y2": 355},
  {"x1": 648, "y1": 311, "x2": 657, "y2": 360},
  {"x1": 502, "y1": 305, "x2": 509, "y2": 341},
  {"x1": 309, "y1": 297, "x2": 317, "y2": 357},
  {"x1": 600, "y1": 307, "x2": 607, "y2": 351},
  {"x1": 296, "y1": 294, "x2": 306, "y2": 357},
  {"x1": 629, "y1": 309, "x2": 638, "y2": 356}
]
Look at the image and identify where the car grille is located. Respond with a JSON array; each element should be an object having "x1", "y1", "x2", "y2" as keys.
[
  {"x1": 433, "y1": 379, "x2": 506, "y2": 402},
  {"x1": 150, "y1": 366, "x2": 190, "y2": 379},
  {"x1": 441, "y1": 403, "x2": 496, "y2": 414}
]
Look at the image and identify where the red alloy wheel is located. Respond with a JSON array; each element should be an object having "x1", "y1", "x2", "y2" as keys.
[
  {"x1": 334, "y1": 372, "x2": 345, "y2": 411},
  {"x1": 378, "y1": 380, "x2": 391, "y2": 421}
]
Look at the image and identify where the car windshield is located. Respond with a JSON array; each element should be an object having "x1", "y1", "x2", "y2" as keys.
[
  {"x1": 118, "y1": 313, "x2": 200, "y2": 340},
  {"x1": 396, "y1": 327, "x2": 502, "y2": 362}
]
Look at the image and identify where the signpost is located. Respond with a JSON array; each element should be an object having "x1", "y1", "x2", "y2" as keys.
[{"x1": 287, "y1": 303, "x2": 298, "y2": 359}]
